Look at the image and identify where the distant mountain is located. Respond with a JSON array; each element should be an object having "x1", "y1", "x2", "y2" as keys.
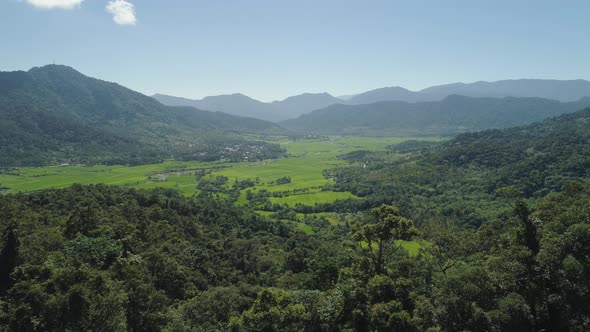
[
  {"x1": 348, "y1": 86, "x2": 422, "y2": 104},
  {"x1": 271, "y1": 92, "x2": 343, "y2": 119},
  {"x1": 420, "y1": 79, "x2": 590, "y2": 102},
  {"x1": 336, "y1": 94, "x2": 358, "y2": 101},
  {"x1": 156, "y1": 79, "x2": 590, "y2": 122},
  {"x1": 281, "y1": 95, "x2": 590, "y2": 135},
  {"x1": 0, "y1": 65, "x2": 283, "y2": 166},
  {"x1": 153, "y1": 92, "x2": 343, "y2": 122},
  {"x1": 347, "y1": 79, "x2": 590, "y2": 104},
  {"x1": 153, "y1": 93, "x2": 282, "y2": 121}
]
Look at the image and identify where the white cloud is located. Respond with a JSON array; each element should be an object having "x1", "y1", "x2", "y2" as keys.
[
  {"x1": 25, "y1": 0, "x2": 83, "y2": 9},
  {"x1": 106, "y1": 0, "x2": 137, "y2": 26}
]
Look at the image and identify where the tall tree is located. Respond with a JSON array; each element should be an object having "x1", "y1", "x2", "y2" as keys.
[
  {"x1": 352, "y1": 205, "x2": 418, "y2": 275},
  {"x1": 0, "y1": 222, "x2": 19, "y2": 294}
]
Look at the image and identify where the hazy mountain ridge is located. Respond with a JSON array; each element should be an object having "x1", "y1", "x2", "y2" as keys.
[
  {"x1": 270, "y1": 92, "x2": 343, "y2": 119},
  {"x1": 347, "y1": 86, "x2": 422, "y2": 104},
  {"x1": 153, "y1": 92, "x2": 342, "y2": 122},
  {"x1": 156, "y1": 79, "x2": 590, "y2": 122},
  {"x1": 281, "y1": 95, "x2": 590, "y2": 135},
  {"x1": 348, "y1": 79, "x2": 590, "y2": 104},
  {"x1": 421, "y1": 79, "x2": 590, "y2": 102}
]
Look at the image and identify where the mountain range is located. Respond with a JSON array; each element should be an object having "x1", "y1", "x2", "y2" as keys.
[
  {"x1": 154, "y1": 79, "x2": 590, "y2": 122},
  {"x1": 280, "y1": 95, "x2": 590, "y2": 135},
  {"x1": 153, "y1": 92, "x2": 342, "y2": 122},
  {"x1": 349, "y1": 79, "x2": 590, "y2": 105},
  {"x1": 4, "y1": 65, "x2": 590, "y2": 166},
  {"x1": 0, "y1": 65, "x2": 283, "y2": 166}
]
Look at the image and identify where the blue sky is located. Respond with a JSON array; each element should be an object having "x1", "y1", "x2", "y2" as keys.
[{"x1": 1, "y1": 0, "x2": 589, "y2": 101}]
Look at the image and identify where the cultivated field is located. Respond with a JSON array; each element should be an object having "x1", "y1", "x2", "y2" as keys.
[
  {"x1": 0, "y1": 135, "x2": 438, "y2": 248},
  {"x1": 0, "y1": 136, "x2": 442, "y2": 217}
]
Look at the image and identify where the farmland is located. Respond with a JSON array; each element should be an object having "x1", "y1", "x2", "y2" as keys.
[{"x1": 0, "y1": 136, "x2": 442, "y2": 218}]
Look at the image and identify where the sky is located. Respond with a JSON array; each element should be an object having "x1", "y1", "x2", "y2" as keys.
[{"x1": 1, "y1": 0, "x2": 589, "y2": 102}]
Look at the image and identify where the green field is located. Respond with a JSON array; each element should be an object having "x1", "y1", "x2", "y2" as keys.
[
  {"x1": 0, "y1": 136, "x2": 442, "y2": 210},
  {"x1": 269, "y1": 191, "x2": 357, "y2": 205},
  {"x1": 396, "y1": 240, "x2": 422, "y2": 257}
]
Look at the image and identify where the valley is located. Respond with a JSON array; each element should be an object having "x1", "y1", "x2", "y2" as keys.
[
  {"x1": 4, "y1": 2, "x2": 590, "y2": 330},
  {"x1": 0, "y1": 136, "x2": 441, "y2": 214},
  {"x1": 3, "y1": 78, "x2": 590, "y2": 330},
  {"x1": 2, "y1": 64, "x2": 590, "y2": 331}
]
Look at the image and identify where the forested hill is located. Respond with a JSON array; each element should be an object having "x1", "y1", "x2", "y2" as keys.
[
  {"x1": 329, "y1": 107, "x2": 590, "y2": 229},
  {"x1": 0, "y1": 65, "x2": 284, "y2": 166},
  {"x1": 429, "y1": 107, "x2": 590, "y2": 195},
  {"x1": 281, "y1": 95, "x2": 590, "y2": 135}
]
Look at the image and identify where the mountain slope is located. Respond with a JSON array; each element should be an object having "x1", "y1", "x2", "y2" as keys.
[
  {"x1": 434, "y1": 107, "x2": 590, "y2": 168},
  {"x1": 328, "y1": 107, "x2": 590, "y2": 227},
  {"x1": 423, "y1": 107, "x2": 590, "y2": 197},
  {"x1": 0, "y1": 65, "x2": 284, "y2": 166},
  {"x1": 280, "y1": 95, "x2": 590, "y2": 135}
]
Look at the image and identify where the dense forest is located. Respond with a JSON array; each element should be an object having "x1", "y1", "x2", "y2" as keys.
[
  {"x1": 1, "y1": 183, "x2": 588, "y2": 331},
  {"x1": 325, "y1": 108, "x2": 590, "y2": 226}
]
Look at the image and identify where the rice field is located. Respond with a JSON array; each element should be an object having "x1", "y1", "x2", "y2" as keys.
[{"x1": 0, "y1": 136, "x2": 441, "y2": 210}]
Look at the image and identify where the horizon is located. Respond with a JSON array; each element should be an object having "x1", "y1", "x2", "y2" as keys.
[{"x1": 2, "y1": 0, "x2": 590, "y2": 101}]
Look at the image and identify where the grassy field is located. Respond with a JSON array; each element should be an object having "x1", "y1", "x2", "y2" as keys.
[
  {"x1": 0, "y1": 161, "x2": 217, "y2": 194},
  {"x1": 396, "y1": 240, "x2": 422, "y2": 257},
  {"x1": 0, "y1": 136, "x2": 442, "y2": 210},
  {"x1": 269, "y1": 191, "x2": 357, "y2": 205}
]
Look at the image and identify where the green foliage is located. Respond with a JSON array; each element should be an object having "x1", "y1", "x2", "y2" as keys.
[
  {"x1": 275, "y1": 176, "x2": 292, "y2": 185},
  {"x1": 233, "y1": 289, "x2": 311, "y2": 331},
  {"x1": 352, "y1": 205, "x2": 418, "y2": 275},
  {"x1": 0, "y1": 222, "x2": 19, "y2": 294},
  {"x1": 329, "y1": 108, "x2": 590, "y2": 229},
  {"x1": 1, "y1": 181, "x2": 590, "y2": 330},
  {"x1": 388, "y1": 139, "x2": 442, "y2": 154},
  {"x1": 64, "y1": 236, "x2": 122, "y2": 269},
  {"x1": 167, "y1": 286, "x2": 254, "y2": 331},
  {"x1": 533, "y1": 184, "x2": 590, "y2": 330},
  {"x1": 0, "y1": 185, "x2": 356, "y2": 330},
  {"x1": 431, "y1": 109, "x2": 590, "y2": 196}
]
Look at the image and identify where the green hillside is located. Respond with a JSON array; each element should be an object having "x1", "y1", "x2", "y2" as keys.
[
  {"x1": 0, "y1": 65, "x2": 284, "y2": 166},
  {"x1": 328, "y1": 108, "x2": 590, "y2": 226}
]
